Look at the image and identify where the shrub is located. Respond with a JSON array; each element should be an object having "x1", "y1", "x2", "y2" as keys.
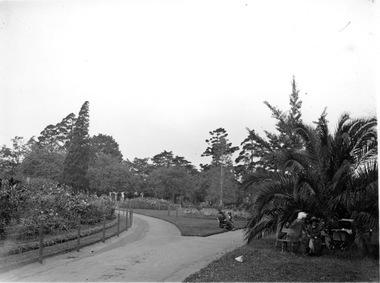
[
  {"x1": 119, "y1": 197, "x2": 173, "y2": 210},
  {"x1": 3, "y1": 178, "x2": 115, "y2": 239}
]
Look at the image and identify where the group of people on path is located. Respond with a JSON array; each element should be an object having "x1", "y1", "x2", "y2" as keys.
[
  {"x1": 285, "y1": 212, "x2": 331, "y2": 255},
  {"x1": 217, "y1": 210, "x2": 234, "y2": 231}
]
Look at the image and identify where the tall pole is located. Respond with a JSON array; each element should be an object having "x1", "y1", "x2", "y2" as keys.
[{"x1": 220, "y1": 163, "x2": 223, "y2": 208}]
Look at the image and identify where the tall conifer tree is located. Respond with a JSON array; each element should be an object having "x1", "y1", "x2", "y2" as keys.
[
  {"x1": 201, "y1": 128, "x2": 239, "y2": 207},
  {"x1": 235, "y1": 77, "x2": 304, "y2": 176},
  {"x1": 62, "y1": 101, "x2": 90, "y2": 191}
]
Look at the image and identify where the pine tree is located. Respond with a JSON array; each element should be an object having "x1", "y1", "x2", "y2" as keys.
[
  {"x1": 201, "y1": 128, "x2": 239, "y2": 167},
  {"x1": 235, "y1": 77, "x2": 304, "y2": 176},
  {"x1": 201, "y1": 128, "x2": 239, "y2": 207},
  {"x1": 62, "y1": 101, "x2": 90, "y2": 192}
]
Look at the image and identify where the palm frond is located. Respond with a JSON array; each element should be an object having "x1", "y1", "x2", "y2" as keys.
[
  {"x1": 242, "y1": 169, "x2": 283, "y2": 190},
  {"x1": 244, "y1": 214, "x2": 277, "y2": 242},
  {"x1": 252, "y1": 178, "x2": 294, "y2": 215},
  {"x1": 351, "y1": 158, "x2": 378, "y2": 185}
]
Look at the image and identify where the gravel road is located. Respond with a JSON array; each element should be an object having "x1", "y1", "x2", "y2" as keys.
[{"x1": 0, "y1": 214, "x2": 246, "y2": 282}]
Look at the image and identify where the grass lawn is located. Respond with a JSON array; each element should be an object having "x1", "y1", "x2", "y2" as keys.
[
  {"x1": 131, "y1": 209, "x2": 378, "y2": 282},
  {"x1": 132, "y1": 208, "x2": 247, "y2": 236},
  {"x1": 185, "y1": 238, "x2": 380, "y2": 282}
]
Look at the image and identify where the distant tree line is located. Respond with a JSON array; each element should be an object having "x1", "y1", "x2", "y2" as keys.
[
  {"x1": 1, "y1": 76, "x2": 377, "y2": 254},
  {"x1": 0, "y1": 101, "x2": 241, "y2": 206}
]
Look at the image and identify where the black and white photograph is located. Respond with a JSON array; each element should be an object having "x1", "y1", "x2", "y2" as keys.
[{"x1": 0, "y1": 0, "x2": 378, "y2": 282}]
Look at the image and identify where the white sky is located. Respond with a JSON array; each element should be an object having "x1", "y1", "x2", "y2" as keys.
[{"x1": 0, "y1": 0, "x2": 378, "y2": 168}]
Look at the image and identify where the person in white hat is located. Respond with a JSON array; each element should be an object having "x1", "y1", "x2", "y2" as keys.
[{"x1": 288, "y1": 211, "x2": 308, "y2": 243}]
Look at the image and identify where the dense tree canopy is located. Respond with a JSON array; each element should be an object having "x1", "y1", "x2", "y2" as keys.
[
  {"x1": 87, "y1": 153, "x2": 135, "y2": 195},
  {"x1": 148, "y1": 166, "x2": 194, "y2": 203},
  {"x1": 37, "y1": 113, "x2": 76, "y2": 153},
  {"x1": 151, "y1": 150, "x2": 195, "y2": 172},
  {"x1": 89, "y1": 134, "x2": 123, "y2": 163},
  {"x1": 203, "y1": 165, "x2": 239, "y2": 206},
  {"x1": 62, "y1": 101, "x2": 90, "y2": 192},
  {"x1": 17, "y1": 146, "x2": 65, "y2": 182}
]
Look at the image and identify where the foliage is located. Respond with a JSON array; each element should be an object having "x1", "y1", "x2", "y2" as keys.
[
  {"x1": 151, "y1": 150, "x2": 196, "y2": 173},
  {"x1": 87, "y1": 153, "x2": 135, "y2": 195},
  {"x1": 36, "y1": 113, "x2": 77, "y2": 153},
  {"x1": 151, "y1": 150, "x2": 176, "y2": 167},
  {"x1": 203, "y1": 166, "x2": 239, "y2": 207},
  {"x1": 201, "y1": 128, "x2": 239, "y2": 168},
  {"x1": 123, "y1": 152, "x2": 197, "y2": 199},
  {"x1": 0, "y1": 136, "x2": 33, "y2": 176},
  {"x1": 7, "y1": 178, "x2": 115, "y2": 237},
  {"x1": 0, "y1": 179, "x2": 30, "y2": 233},
  {"x1": 189, "y1": 171, "x2": 209, "y2": 204},
  {"x1": 119, "y1": 197, "x2": 173, "y2": 210},
  {"x1": 62, "y1": 101, "x2": 91, "y2": 192},
  {"x1": 124, "y1": 157, "x2": 154, "y2": 196},
  {"x1": 125, "y1": 157, "x2": 153, "y2": 177},
  {"x1": 243, "y1": 113, "x2": 378, "y2": 253},
  {"x1": 16, "y1": 146, "x2": 65, "y2": 182},
  {"x1": 89, "y1": 134, "x2": 123, "y2": 163},
  {"x1": 148, "y1": 166, "x2": 195, "y2": 203},
  {"x1": 235, "y1": 77, "x2": 304, "y2": 176},
  {"x1": 201, "y1": 128, "x2": 239, "y2": 207}
]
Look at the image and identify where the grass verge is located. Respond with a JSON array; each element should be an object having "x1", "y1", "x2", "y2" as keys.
[
  {"x1": 133, "y1": 209, "x2": 247, "y2": 236},
  {"x1": 185, "y1": 237, "x2": 380, "y2": 282}
]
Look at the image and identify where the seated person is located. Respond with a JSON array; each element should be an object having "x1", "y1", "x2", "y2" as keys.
[
  {"x1": 319, "y1": 219, "x2": 332, "y2": 249},
  {"x1": 226, "y1": 212, "x2": 235, "y2": 230},
  {"x1": 288, "y1": 212, "x2": 307, "y2": 242},
  {"x1": 217, "y1": 210, "x2": 232, "y2": 229},
  {"x1": 305, "y1": 217, "x2": 323, "y2": 255},
  {"x1": 217, "y1": 211, "x2": 226, "y2": 225}
]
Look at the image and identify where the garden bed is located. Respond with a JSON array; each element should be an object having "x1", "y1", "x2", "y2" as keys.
[
  {"x1": 0, "y1": 217, "x2": 118, "y2": 257},
  {"x1": 0, "y1": 213, "x2": 129, "y2": 273}
]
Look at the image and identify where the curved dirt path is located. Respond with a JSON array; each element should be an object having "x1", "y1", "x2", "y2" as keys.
[{"x1": 0, "y1": 214, "x2": 246, "y2": 282}]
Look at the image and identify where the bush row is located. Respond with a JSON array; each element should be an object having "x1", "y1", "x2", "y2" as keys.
[
  {"x1": 118, "y1": 197, "x2": 175, "y2": 210},
  {"x1": 118, "y1": 197, "x2": 250, "y2": 220},
  {"x1": 1, "y1": 178, "x2": 115, "y2": 239}
]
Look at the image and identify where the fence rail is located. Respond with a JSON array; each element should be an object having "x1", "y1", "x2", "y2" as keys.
[{"x1": 0, "y1": 208, "x2": 133, "y2": 271}]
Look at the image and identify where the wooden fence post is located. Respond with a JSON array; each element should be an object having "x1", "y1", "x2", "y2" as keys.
[
  {"x1": 77, "y1": 215, "x2": 81, "y2": 252},
  {"x1": 130, "y1": 209, "x2": 133, "y2": 226},
  {"x1": 117, "y1": 213, "x2": 120, "y2": 236},
  {"x1": 168, "y1": 205, "x2": 170, "y2": 216},
  {"x1": 39, "y1": 222, "x2": 44, "y2": 264},
  {"x1": 102, "y1": 213, "x2": 106, "y2": 243},
  {"x1": 126, "y1": 210, "x2": 129, "y2": 230},
  {"x1": 128, "y1": 209, "x2": 132, "y2": 228},
  {"x1": 176, "y1": 205, "x2": 179, "y2": 218}
]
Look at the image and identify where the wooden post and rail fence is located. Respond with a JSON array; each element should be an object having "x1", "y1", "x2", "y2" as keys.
[{"x1": 36, "y1": 208, "x2": 133, "y2": 264}]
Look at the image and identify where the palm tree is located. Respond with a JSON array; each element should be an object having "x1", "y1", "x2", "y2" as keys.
[{"x1": 243, "y1": 113, "x2": 377, "y2": 252}]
